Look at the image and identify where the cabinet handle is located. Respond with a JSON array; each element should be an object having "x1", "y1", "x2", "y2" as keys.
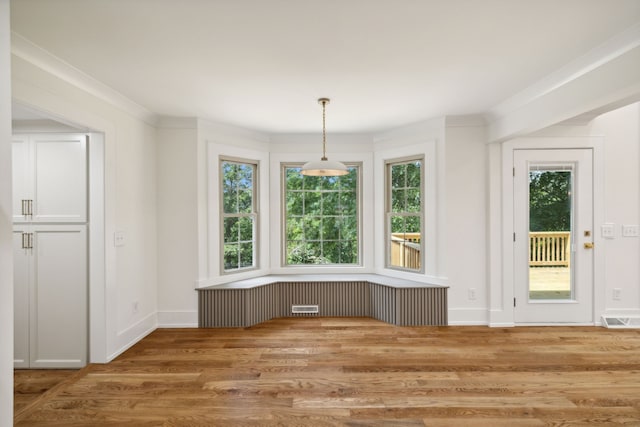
[
  {"x1": 28, "y1": 233, "x2": 34, "y2": 249},
  {"x1": 28, "y1": 199, "x2": 33, "y2": 218},
  {"x1": 22, "y1": 232, "x2": 27, "y2": 249},
  {"x1": 21, "y1": 200, "x2": 27, "y2": 216}
]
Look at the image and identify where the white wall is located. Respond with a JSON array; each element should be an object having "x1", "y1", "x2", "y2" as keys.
[
  {"x1": 592, "y1": 103, "x2": 640, "y2": 315},
  {"x1": 0, "y1": 0, "x2": 14, "y2": 424},
  {"x1": 156, "y1": 120, "x2": 199, "y2": 326},
  {"x1": 444, "y1": 120, "x2": 488, "y2": 324},
  {"x1": 490, "y1": 102, "x2": 640, "y2": 326},
  {"x1": 12, "y1": 54, "x2": 158, "y2": 361},
  {"x1": 373, "y1": 119, "x2": 443, "y2": 282}
]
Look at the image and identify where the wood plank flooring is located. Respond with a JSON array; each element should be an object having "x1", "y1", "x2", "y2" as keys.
[{"x1": 14, "y1": 317, "x2": 640, "y2": 426}]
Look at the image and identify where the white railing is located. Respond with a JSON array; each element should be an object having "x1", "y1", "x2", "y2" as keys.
[{"x1": 529, "y1": 231, "x2": 571, "y2": 267}]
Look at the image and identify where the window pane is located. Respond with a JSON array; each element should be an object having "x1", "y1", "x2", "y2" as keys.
[
  {"x1": 323, "y1": 241, "x2": 339, "y2": 263},
  {"x1": 322, "y1": 192, "x2": 340, "y2": 216},
  {"x1": 224, "y1": 244, "x2": 238, "y2": 270},
  {"x1": 223, "y1": 185, "x2": 237, "y2": 213},
  {"x1": 304, "y1": 191, "x2": 321, "y2": 215},
  {"x1": 391, "y1": 189, "x2": 405, "y2": 212},
  {"x1": 303, "y1": 217, "x2": 321, "y2": 241},
  {"x1": 322, "y1": 216, "x2": 338, "y2": 240},
  {"x1": 286, "y1": 168, "x2": 303, "y2": 190},
  {"x1": 340, "y1": 216, "x2": 357, "y2": 241},
  {"x1": 238, "y1": 217, "x2": 253, "y2": 241},
  {"x1": 322, "y1": 175, "x2": 340, "y2": 191},
  {"x1": 406, "y1": 161, "x2": 421, "y2": 187},
  {"x1": 303, "y1": 175, "x2": 321, "y2": 191},
  {"x1": 406, "y1": 188, "x2": 421, "y2": 212},
  {"x1": 406, "y1": 215, "x2": 421, "y2": 234},
  {"x1": 237, "y1": 189, "x2": 253, "y2": 213},
  {"x1": 286, "y1": 217, "x2": 304, "y2": 240},
  {"x1": 340, "y1": 191, "x2": 357, "y2": 215},
  {"x1": 284, "y1": 165, "x2": 359, "y2": 266},
  {"x1": 237, "y1": 164, "x2": 253, "y2": 189},
  {"x1": 224, "y1": 217, "x2": 238, "y2": 243},
  {"x1": 339, "y1": 168, "x2": 358, "y2": 190},
  {"x1": 341, "y1": 240, "x2": 358, "y2": 264},
  {"x1": 386, "y1": 158, "x2": 423, "y2": 272},
  {"x1": 391, "y1": 164, "x2": 406, "y2": 188},
  {"x1": 287, "y1": 192, "x2": 303, "y2": 216},
  {"x1": 239, "y1": 242, "x2": 253, "y2": 268},
  {"x1": 221, "y1": 159, "x2": 257, "y2": 273},
  {"x1": 390, "y1": 215, "x2": 405, "y2": 233}
]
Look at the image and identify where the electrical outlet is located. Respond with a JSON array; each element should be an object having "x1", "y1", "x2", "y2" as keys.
[
  {"x1": 468, "y1": 288, "x2": 477, "y2": 301},
  {"x1": 114, "y1": 231, "x2": 126, "y2": 247},
  {"x1": 613, "y1": 288, "x2": 622, "y2": 301}
]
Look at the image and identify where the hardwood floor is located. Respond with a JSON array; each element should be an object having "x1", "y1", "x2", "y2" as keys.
[{"x1": 14, "y1": 317, "x2": 640, "y2": 426}]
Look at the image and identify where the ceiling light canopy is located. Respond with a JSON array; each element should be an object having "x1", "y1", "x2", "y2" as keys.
[{"x1": 301, "y1": 98, "x2": 348, "y2": 177}]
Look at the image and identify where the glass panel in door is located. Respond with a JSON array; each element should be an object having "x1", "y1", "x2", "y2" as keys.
[{"x1": 528, "y1": 166, "x2": 573, "y2": 300}]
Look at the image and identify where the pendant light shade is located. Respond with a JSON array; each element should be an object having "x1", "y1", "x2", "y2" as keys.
[{"x1": 301, "y1": 98, "x2": 348, "y2": 176}]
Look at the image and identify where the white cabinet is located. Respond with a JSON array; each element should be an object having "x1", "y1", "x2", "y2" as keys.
[
  {"x1": 13, "y1": 133, "x2": 88, "y2": 369},
  {"x1": 12, "y1": 134, "x2": 87, "y2": 223},
  {"x1": 14, "y1": 225, "x2": 88, "y2": 369}
]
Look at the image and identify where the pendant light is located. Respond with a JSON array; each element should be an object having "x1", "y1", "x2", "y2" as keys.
[{"x1": 301, "y1": 98, "x2": 348, "y2": 176}]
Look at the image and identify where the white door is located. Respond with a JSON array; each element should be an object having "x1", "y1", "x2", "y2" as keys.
[
  {"x1": 12, "y1": 135, "x2": 31, "y2": 223},
  {"x1": 12, "y1": 132, "x2": 89, "y2": 369},
  {"x1": 32, "y1": 135, "x2": 87, "y2": 223},
  {"x1": 514, "y1": 149, "x2": 594, "y2": 323},
  {"x1": 29, "y1": 225, "x2": 88, "y2": 369},
  {"x1": 12, "y1": 134, "x2": 87, "y2": 223}
]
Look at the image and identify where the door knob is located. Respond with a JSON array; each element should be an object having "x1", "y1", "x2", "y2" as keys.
[{"x1": 584, "y1": 242, "x2": 594, "y2": 249}]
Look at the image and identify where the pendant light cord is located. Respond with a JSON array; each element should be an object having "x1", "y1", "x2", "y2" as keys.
[{"x1": 320, "y1": 98, "x2": 328, "y2": 160}]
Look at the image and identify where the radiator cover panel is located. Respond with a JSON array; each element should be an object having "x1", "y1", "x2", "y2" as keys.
[{"x1": 198, "y1": 280, "x2": 447, "y2": 327}]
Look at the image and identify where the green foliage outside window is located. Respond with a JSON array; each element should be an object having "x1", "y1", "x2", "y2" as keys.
[
  {"x1": 222, "y1": 160, "x2": 256, "y2": 271},
  {"x1": 285, "y1": 166, "x2": 359, "y2": 265},
  {"x1": 389, "y1": 160, "x2": 422, "y2": 236},
  {"x1": 529, "y1": 170, "x2": 571, "y2": 232}
]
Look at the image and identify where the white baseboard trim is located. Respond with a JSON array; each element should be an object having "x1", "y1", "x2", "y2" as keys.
[
  {"x1": 488, "y1": 322, "x2": 516, "y2": 328},
  {"x1": 447, "y1": 307, "x2": 488, "y2": 325},
  {"x1": 157, "y1": 310, "x2": 198, "y2": 328},
  {"x1": 108, "y1": 312, "x2": 157, "y2": 362}
]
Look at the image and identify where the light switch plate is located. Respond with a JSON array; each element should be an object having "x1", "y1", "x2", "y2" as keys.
[
  {"x1": 622, "y1": 225, "x2": 639, "y2": 237},
  {"x1": 601, "y1": 223, "x2": 615, "y2": 239}
]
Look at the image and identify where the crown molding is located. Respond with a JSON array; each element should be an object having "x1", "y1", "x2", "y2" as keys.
[{"x1": 11, "y1": 32, "x2": 158, "y2": 126}]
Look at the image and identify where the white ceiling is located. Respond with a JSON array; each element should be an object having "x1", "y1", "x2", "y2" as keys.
[{"x1": 10, "y1": 0, "x2": 640, "y2": 134}]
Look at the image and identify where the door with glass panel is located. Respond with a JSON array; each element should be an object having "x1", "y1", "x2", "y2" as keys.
[{"x1": 513, "y1": 149, "x2": 593, "y2": 323}]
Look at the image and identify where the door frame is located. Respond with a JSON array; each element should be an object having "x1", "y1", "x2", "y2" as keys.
[
  {"x1": 513, "y1": 148, "x2": 594, "y2": 323},
  {"x1": 500, "y1": 136, "x2": 605, "y2": 326}
]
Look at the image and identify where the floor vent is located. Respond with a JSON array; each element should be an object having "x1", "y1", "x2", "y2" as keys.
[
  {"x1": 602, "y1": 315, "x2": 640, "y2": 329},
  {"x1": 291, "y1": 305, "x2": 319, "y2": 314}
]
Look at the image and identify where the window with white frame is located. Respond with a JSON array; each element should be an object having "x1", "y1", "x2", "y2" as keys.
[
  {"x1": 386, "y1": 157, "x2": 424, "y2": 272},
  {"x1": 221, "y1": 158, "x2": 258, "y2": 273},
  {"x1": 283, "y1": 164, "x2": 360, "y2": 265}
]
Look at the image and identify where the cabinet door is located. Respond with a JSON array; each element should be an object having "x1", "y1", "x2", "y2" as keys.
[
  {"x1": 32, "y1": 134, "x2": 87, "y2": 223},
  {"x1": 30, "y1": 225, "x2": 87, "y2": 368},
  {"x1": 12, "y1": 136, "x2": 32, "y2": 223},
  {"x1": 13, "y1": 227, "x2": 30, "y2": 368}
]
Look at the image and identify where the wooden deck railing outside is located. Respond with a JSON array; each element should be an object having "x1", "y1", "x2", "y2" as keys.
[
  {"x1": 529, "y1": 231, "x2": 571, "y2": 267},
  {"x1": 389, "y1": 231, "x2": 571, "y2": 270},
  {"x1": 390, "y1": 233, "x2": 421, "y2": 269}
]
